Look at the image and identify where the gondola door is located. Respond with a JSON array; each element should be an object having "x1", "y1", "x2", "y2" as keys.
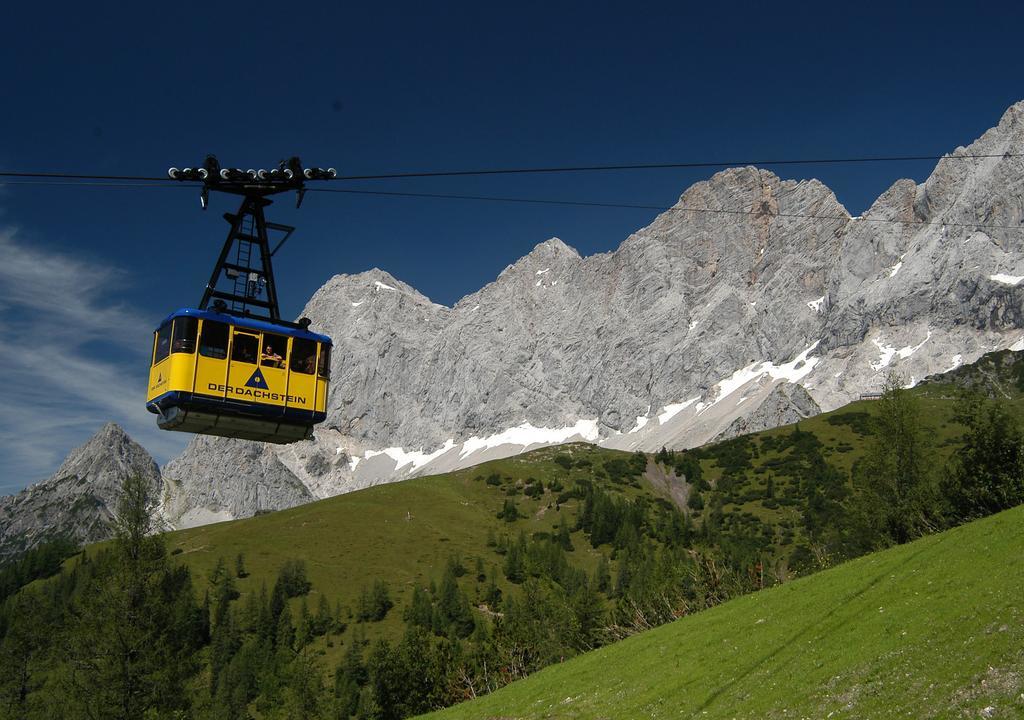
[
  {"x1": 195, "y1": 319, "x2": 231, "y2": 401},
  {"x1": 258, "y1": 331, "x2": 289, "y2": 418},
  {"x1": 227, "y1": 329, "x2": 262, "y2": 408}
]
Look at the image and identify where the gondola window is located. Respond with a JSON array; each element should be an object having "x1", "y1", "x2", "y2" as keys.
[
  {"x1": 171, "y1": 317, "x2": 198, "y2": 354},
  {"x1": 199, "y1": 321, "x2": 229, "y2": 359},
  {"x1": 232, "y1": 333, "x2": 259, "y2": 364},
  {"x1": 317, "y1": 343, "x2": 331, "y2": 377},
  {"x1": 291, "y1": 338, "x2": 316, "y2": 374},
  {"x1": 261, "y1": 334, "x2": 288, "y2": 368},
  {"x1": 154, "y1": 323, "x2": 172, "y2": 365}
]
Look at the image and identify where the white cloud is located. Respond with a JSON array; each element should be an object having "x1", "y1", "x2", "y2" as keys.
[{"x1": 0, "y1": 231, "x2": 186, "y2": 491}]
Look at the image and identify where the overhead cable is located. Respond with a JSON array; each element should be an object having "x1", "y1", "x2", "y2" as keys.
[{"x1": 1, "y1": 151, "x2": 1020, "y2": 184}]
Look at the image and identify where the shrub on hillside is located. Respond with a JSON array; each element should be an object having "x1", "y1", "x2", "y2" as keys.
[{"x1": 278, "y1": 559, "x2": 312, "y2": 597}]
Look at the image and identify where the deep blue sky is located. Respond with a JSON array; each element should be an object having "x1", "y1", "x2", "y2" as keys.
[{"x1": 2, "y1": 0, "x2": 1023, "y2": 489}]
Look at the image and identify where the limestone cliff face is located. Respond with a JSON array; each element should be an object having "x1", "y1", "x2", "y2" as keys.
[
  {"x1": 0, "y1": 424, "x2": 161, "y2": 556},
  {"x1": 714, "y1": 384, "x2": 822, "y2": 443},
  {"x1": 160, "y1": 435, "x2": 314, "y2": 528},
  {"x1": 161, "y1": 102, "x2": 1024, "y2": 524}
]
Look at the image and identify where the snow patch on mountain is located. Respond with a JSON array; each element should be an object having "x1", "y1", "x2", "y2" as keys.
[
  {"x1": 362, "y1": 439, "x2": 459, "y2": 473},
  {"x1": 990, "y1": 273, "x2": 1024, "y2": 286},
  {"x1": 460, "y1": 419, "x2": 600, "y2": 457},
  {"x1": 657, "y1": 397, "x2": 700, "y2": 425}
]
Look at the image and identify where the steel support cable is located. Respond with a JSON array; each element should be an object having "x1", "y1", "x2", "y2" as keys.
[
  {"x1": 0, "y1": 179, "x2": 1021, "y2": 231},
  {"x1": 329, "y1": 153, "x2": 1024, "y2": 181},
  {"x1": 309, "y1": 187, "x2": 1024, "y2": 231},
  {"x1": 1, "y1": 151, "x2": 1022, "y2": 183}
]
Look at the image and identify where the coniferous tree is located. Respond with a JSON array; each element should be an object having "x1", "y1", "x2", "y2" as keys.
[
  {"x1": 209, "y1": 607, "x2": 241, "y2": 695},
  {"x1": 61, "y1": 474, "x2": 201, "y2": 719},
  {"x1": 405, "y1": 586, "x2": 434, "y2": 630},
  {"x1": 503, "y1": 535, "x2": 526, "y2": 583},
  {"x1": 235, "y1": 552, "x2": 248, "y2": 579},
  {"x1": 437, "y1": 563, "x2": 475, "y2": 638},
  {"x1": 334, "y1": 634, "x2": 366, "y2": 719},
  {"x1": 595, "y1": 556, "x2": 611, "y2": 594},
  {"x1": 270, "y1": 577, "x2": 287, "y2": 626},
  {"x1": 484, "y1": 566, "x2": 503, "y2": 609},
  {"x1": 314, "y1": 594, "x2": 333, "y2": 636},
  {"x1": 556, "y1": 514, "x2": 574, "y2": 551},
  {"x1": 276, "y1": 602, "x2": 295, "y2": 651},
  {"x1": 0, "y1": 589, "x2": 53, "y2": 718},
  {"x1": 296, "y1": 598, "x2": 313, "y2": 648}
]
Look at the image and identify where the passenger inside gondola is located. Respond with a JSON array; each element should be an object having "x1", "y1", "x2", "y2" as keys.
[
  {"x1": 290, "y1": 338, "x2": 316, "y2": 374},
  {"x1": 262, "y1": 342, "x2": 283, "y2": 368}
]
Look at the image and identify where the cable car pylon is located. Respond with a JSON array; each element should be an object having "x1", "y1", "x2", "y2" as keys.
[{"x1": 168, "y1": 155, "x2": 337, "y2": 323}]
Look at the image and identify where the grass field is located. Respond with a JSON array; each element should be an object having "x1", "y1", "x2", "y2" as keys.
[
  {"x1": 421, "y1": 503, "x2": 1024, "y2": 720},
  {"x1": 166, "y1": 444, "x2": 635, "y2": 653}
]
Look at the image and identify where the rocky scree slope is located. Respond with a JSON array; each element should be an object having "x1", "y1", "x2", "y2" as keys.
[
  {"x1": 0, "y1": 423, "x2": 161, "y2": 556},
  {"x1": 161, "y1": 102, "x2": 1024, "y2": 527}
]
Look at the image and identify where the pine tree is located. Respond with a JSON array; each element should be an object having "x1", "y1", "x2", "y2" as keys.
[
  {"x1": 296, "y1": 597, "x2": 313, "y2": 648},
  {"x1": 209, "y1": 606, "x2": 241, "y2": 695},
  {"x1": 595, "y1": 556, "x2": 611, "y2": 594},
  {"x1": 503, "y1": 536, "x2": 526, "y2": 583},
  {"x1": 314, "y1": 594, "x2": 333, "y2": 636},
  {"x1": 235, "y1": 552, "x2": 248, "y2": 579},
  {"x1": 484, "y1": 566, "x2": 503, "y2": 609},
  {"x1": 270, "y1": 577, "x2": 287, "y2": 625},
  {"x1": 276, "y1": 602, "x2": 295, "y2": 651},
  {"x1": 334, "y1": 636, "x2": 365, "y2": 719},
  {"x1": 556, "y1": 514, "x2": 574, "y2": 551},
  {"x1": 437, "y1": 564, "x2": 475, "y2": 638},
  {"x1": 61, "y1": 474, "x2": 200, "y2": 719},
  {"x1": 0, "y1": 589, "x2": 52, "y2": 718},
  {"x1": 405, "y1": 586, "x2": 434, "y2": 629}
]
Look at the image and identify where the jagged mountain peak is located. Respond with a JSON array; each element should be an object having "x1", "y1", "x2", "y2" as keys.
[
  {"x1": 301, "y1": 268, "x2": 448, "y2": 340},
  {"x1": 313, "y1": 267, "x2": 437, "y2": 304},
  {"x1": 0, "y1": 423, "x2": 161, "y2": 557},
  {"x1": 530, "y1": 236, "x2": 580, "y2": 258},
  {"x1": 52, "y1": 422, "x2": 157, "y2": 485},
  {"x1": 82, "y1": 421, "x2": 131, "y2": 446},
  {"x1": 495, "y1": 236, "x2": 582, "y2": 280}
]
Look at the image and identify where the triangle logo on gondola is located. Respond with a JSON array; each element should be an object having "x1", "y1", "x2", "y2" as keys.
[{"x1": 245, "y1": 368, "x2": 270, "y2": 390}]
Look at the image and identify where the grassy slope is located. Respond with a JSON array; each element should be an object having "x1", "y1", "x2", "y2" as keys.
[
  {"x1": 422, "y1": 504, "x2": 1024, "y2": 720},
  {"x1": 167, "y1": 445, "x2": 631, "y2": 648}
]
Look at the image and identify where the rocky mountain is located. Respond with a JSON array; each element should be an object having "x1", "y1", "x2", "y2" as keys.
[
  {"x1": 714, "y1": 383, "x2": 821, "y2": 442},
  {"x1": 161, "y1": 435, "x2": 314, "y2": 528},
  {"x1": 0, "y1": 423, "x2": 161, "y2": 557},
  {"x1": 159, "y1": 101, "x2": 1024, "y2": 525}
]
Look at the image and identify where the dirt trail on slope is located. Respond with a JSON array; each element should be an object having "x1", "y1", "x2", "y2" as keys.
[{"x1": 643, "y1": 460, "x2": 690, "y2": 512}]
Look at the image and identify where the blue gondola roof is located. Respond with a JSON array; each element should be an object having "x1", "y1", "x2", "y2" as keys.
[{"x1": 157, "y1": 307, "x2": 332, "y2": 344}]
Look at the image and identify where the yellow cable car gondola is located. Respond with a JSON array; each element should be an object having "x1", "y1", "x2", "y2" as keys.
[
  {"x1": 146, "y1": 156, "x2": 336, "y2": 444},
  {"x1": 146, "y1": 309, "x2": 331, "y2": 443}
]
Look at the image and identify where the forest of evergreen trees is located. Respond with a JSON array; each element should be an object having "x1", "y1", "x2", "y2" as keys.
[{"x1": 1, "y1": 383, "x2": 1022, "y2": 719}]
